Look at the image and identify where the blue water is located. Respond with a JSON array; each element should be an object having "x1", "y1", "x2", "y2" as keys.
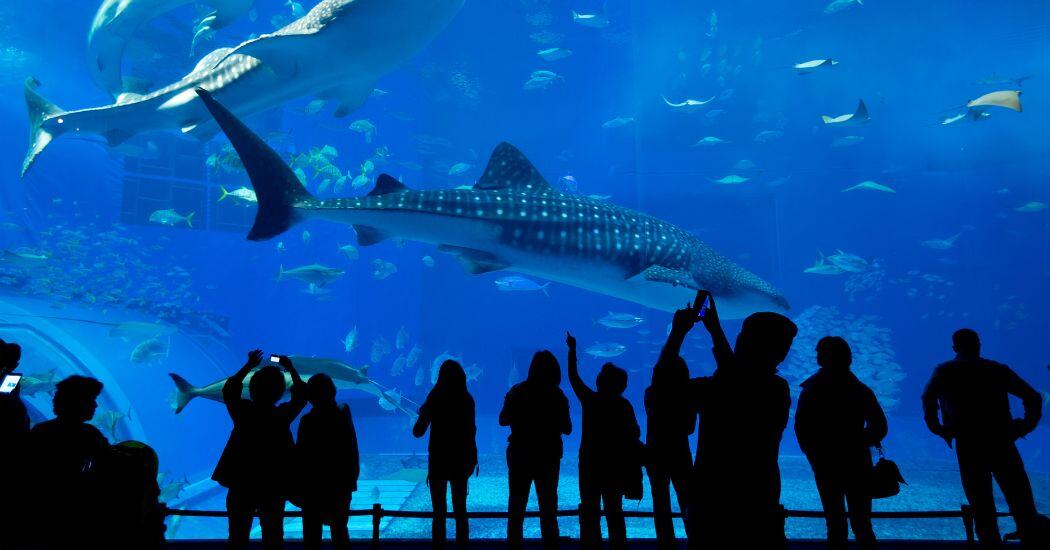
[{"x1": 1, "y1": 0, "x2": 1048, "y2": 540}]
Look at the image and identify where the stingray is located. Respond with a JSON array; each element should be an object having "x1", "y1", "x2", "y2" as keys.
[{"x1": 822, "y1": 99, "x2": 870, "y2": 127}]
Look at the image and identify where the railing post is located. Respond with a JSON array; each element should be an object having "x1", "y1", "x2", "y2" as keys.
[
  {"x1": 961, "y1": 504, "x2": 975, "y2": 546},
  {"x1": 372, "y1": 503, "x2": 382, "y2": 550}
]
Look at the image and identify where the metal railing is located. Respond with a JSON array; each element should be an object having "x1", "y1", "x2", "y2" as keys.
[{"x1": 165, "y1": 503, "x2": 1006, "y2": 546}]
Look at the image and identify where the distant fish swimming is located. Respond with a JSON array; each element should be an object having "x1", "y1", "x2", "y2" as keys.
[
  {"x1": 22, "y1": 0, "x2": 464, "y2": 178},
  {"x1": 195, "y1": 89, "x2": 789, "y2": 318},
  {"x1": 793, "y1": 59, "x2": 838, "y2": 74},
  {"x1": 822, "y1": 99, "x2": 870, "y2": 127}
]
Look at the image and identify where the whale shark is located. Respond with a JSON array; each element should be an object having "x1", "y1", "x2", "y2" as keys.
[
  {"x1": 22, "y1": 0, "x2": 463, "y2": 178},
  {"x1": 87, "y1": 0, "x2": 255, "y2": 99},
  {"x1": 196, "y1": 89, "x2": 789, "y2": 318}
]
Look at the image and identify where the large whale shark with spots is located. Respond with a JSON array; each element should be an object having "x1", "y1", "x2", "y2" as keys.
[
  {"x1": 196, "y1": 89, "x2": 789, "y2": 318},
  {"x1": 21, "y1": 0, "x2": 463, "y2": 178}
]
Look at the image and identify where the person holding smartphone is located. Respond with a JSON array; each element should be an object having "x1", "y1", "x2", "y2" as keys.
[
  {"x1": 0, "y1": 339, "x2": 28, "y2": 548},
  {"x1": 213, "y1": 350, "x2": 307, "y2": 549},
  {"x1": 681, "y1": 290, "x2": 798, "y2": 549}
]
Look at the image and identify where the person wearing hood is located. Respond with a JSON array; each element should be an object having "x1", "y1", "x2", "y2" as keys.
[{"x1": 795, "y1": 336, "x2": 887, "y2": 550}]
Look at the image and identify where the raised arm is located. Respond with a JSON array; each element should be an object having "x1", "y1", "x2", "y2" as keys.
[
  {"x1": 697, "y1": 292, "x2": 733, "y2": 371},
  {"x1": 278, "y1": 355, "x2": 308, "y2": 418},
  {"x1": 1004, "y1": 366, "x2": 1042, "y2": 438},
  {"x1": 224, "y1": 350, "x2": 263, "y2": 420},
  {"x1": 565, "y1": 332, "x2": 593, "y2": 401}
]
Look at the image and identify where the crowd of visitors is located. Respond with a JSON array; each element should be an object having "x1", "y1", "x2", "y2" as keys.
[{"x1": 0, "y1": 290, "x2": 1046, "y2": 549}]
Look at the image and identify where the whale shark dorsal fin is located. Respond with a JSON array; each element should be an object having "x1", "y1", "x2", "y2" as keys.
[
  {"x1": 474, "y1": 142, "x2": 551, "y2": 192},
  {"x1": 368, "y1": 174, "x2": 411, "y2": 196}
]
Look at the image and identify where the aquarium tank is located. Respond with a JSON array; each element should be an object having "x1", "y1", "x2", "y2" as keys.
[{"x1": 1, "y1": 0, "x2": 1047, "y2": 542}]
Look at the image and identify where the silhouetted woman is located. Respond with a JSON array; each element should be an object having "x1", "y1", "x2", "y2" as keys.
[
  {"x1": 646, "y1": 307, "x2": 698, "y2": 548},
  {"x1": 297, "y1": 373, "x2": 359, "y2": 550},
  {"x1": 566, "y1": 332, "x2": 641, "y2": 549},
  {"x1": 499, "y1": 350, "x2": 572, "y2": 549},
  {"x1": 213, "y1": 350, "x2": 307, "y2": 550},
  {"x1": 795, "y1": 336, "x2": 887, "y2": 550},
  {"x1": 413, "y1": 360, "x2": 477, "y2": 548}
]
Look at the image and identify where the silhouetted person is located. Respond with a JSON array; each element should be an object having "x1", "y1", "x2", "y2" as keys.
[
  {"x1": 28, "y1": 374, "x2": 109, "y2": 549},
  {"x1": 297, "y1": 373, "x2": 359, "y2": 550},
  {"x1": 565, "y1": 332, "x2": 641, "y2": 549},
  {"x1": 0, "y1": 339, "x2": 29, "y2": 548},
  {"x1": 500, "y1": 350, "x2": 572, "y2": 549},
  {"x1": 795, "y1": 336, "x2": 887, "y2": 550},
  {"x1": 685, "y1": 291, "x2": 797, "y2": 549},
  {"x1": 96, "y1": 440, "x2": 166, "y2": 549},
  {"x1": 922, "y1": 329, "x2": 1043, "y2": 547},
  {"x1": 213, "y1": 350, "x2": 307, "y2": 550},
  {"x1": 646, "y1": 310, "x2": 698, "y2": 548},
  {"x1": 414, "y1": 360, "x2": 477, "y2": 549}
]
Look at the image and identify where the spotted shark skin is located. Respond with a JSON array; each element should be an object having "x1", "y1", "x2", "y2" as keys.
[
  {"x1": 196, "y1": 89, "x2": 789, "y2": 318},
  {"x1": 22, "y1": 0, "x2": 464, "y2": 178}
]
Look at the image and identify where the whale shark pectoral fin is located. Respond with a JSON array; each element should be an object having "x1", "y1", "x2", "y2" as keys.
[
  {"x1": 474, "y1": 142, "x2": 552, "y2": 192},
  {"x1": 628, "y1": 266, "x2": 699, "y2": 289},
  {"x1": 437, "y1": 245, "x2": 510, "y2": 274},
  {"x1": 353, "y1": 225, "x2": 390, "y2": 247},
  {"x1": 322, "y1": 83, "x2": 374, "y2": 118}
]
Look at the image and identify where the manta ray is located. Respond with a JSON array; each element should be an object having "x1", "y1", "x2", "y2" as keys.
[
  {"x1": 196, "y1": 89, "x2": 789, "y2": 318},
  {"x1": 822, "y1": 99, "x2": 870, "y2": 127},
  {"x1": 87, "y1": 0, "x2": 256, "y2": 99},
  {"x1": 22, "y1": 0, "x2": 464, "y2": 178}
]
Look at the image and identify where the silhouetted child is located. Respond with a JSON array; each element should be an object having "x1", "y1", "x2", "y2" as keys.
[
  {"x1": 922, "y1": 329, "x2": 1044, "y2": 546},
  {"x1": 646, "y1": 309, "x2": 697, "y2": 548},
  {"x1": 95, "y1": 440, "x2": 166, "y2": 549},
  {"x1": 28, "y1": 374, "x2": 109, "y2": 549},
  {"x1": 499, "y1": 350, "x2": 571, "y2": 549},
  {"x1": 413, "y1": 360, "x2": 477, "y2": 549},
  {"x1": 686, "y1": 291, "x2": 797, "y2": 549},
  {"x1": 0, "y1": 339, "x2": 29, "y2": 548},
  {"x1": 565, "y1": 332, "x2": 641, "y2": 549},
  {"x1": 795, "y1": 336, "x2": 887, "y2": 550},
  {"x1": 213, "y1": 350, "x2": 307, "y2": 549},
  {"x1": 297, "y1": 373, "x2": 358, "y2": 550}
]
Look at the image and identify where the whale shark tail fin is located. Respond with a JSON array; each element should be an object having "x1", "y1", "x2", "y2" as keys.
[
  {"x1": 22, "y1": 78, "x2": 69, "y2": 179},
  {"x1": 168, "y1": 373, "x2": 199, "y2": 414},
  {"x1": 195, "y1": 88, "x2": 314, "y2": 241}
]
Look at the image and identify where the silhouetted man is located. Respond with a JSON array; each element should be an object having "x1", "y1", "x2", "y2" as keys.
[
  {"x1": 214, "y1": 350, "x2": 307, "y2": 550},
  {"x1": 414, "y1": 360, "x2": 477, "y2": 549},
  {"x1": 922, "y1": 329, "x2": 1043, "y2": 547},
  {"x1": 686, "y1": 291, "x2": 796, "y2": 549},
  {"x1": 500, "y1": 350, "x2": 572, "y2": 549},
  {"x1": 647, "y1": 308, "x2": 697, "y2": 548},
  {"x1": 566, "y1": 332, "x2": 641, "y2": 549},
  {"x1": 0, "y1": 339, "x2": 29, "y2": 548},
  {"x1": 297, "y1": 373, "x2": 359, "y2": 550},
  {"x1": 28, "y1": 375, "x2": 109, "y2": 549},
  {"x1": 795, "y1": 336, "x2": 887, "y2": 550}
]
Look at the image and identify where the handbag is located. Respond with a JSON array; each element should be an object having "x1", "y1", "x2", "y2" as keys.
[{"x1": 869, "y1": 444, "x2": 906, "y2": 499}]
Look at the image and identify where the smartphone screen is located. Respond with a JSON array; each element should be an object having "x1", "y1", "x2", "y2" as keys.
[
  {"x1": 269, "y1": 354, "x2": 280, "y2": 363},
  {"x1": 0, "y1": 374, "x2": 21, "y2": 394},
  {"x1": 698, "y1": 295, "x2": 712, "y2": 318}
]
